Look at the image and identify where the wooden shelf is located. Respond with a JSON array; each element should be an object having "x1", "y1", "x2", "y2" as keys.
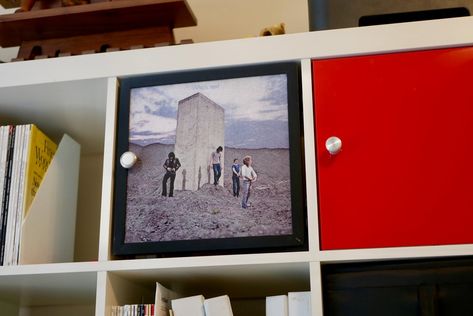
[{"x1": 0, "y1": 0, "x2": 197, "y2": 47}]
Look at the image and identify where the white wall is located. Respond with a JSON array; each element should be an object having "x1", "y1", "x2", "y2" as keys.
[
  {"x1": 174, "y1": 0, "x2": 309, "y2": 42},
  {"x1": 0, "y1": 0, "x2": 309, "y2": 62}
]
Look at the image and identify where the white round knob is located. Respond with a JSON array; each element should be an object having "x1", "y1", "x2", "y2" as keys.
[
  {"x1": 120, "y1": 151, "x2": 138, "y2": 169},
  {"x1": 325, "y1": 136, "x2": 342, "y2": 155}
]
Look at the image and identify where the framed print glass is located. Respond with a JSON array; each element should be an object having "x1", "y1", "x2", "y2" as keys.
[{"x1": 112, "y1": 62, "x2": 306, "y2": 256}]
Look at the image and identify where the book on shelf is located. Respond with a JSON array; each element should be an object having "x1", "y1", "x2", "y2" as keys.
[
  {"x1": 203, "y1": 295, "x2": 234, "y2": 316},
  {"x1": 155, "y1": 282, "x2": 181, "y2": 316},
  {"x1": 112, "y1": 304, "x2": 154, "y2": 316},
  {"x1": 0, "y1": 124, "x2": 57, "y2": 266},
  {"x1": 113, "y1": 287, "x2": 234, "y2": 316},
  {"x1": 170, "y1": 294, "x2": 234, "y2": 316},
  {"x1": 0, "y1": 125, "x2": 16, "y2": 265},
  {"x1": 0, "y1": 127, "x2": 8, "y2": 220},
  {"x1": 3, "y1": 124, "x2": 24, "y2": 267},
  {"x1": 288, "y1": 291, "x2": 311, "y2": 316},
  {"x1": 266, "y1": 294, "x2": 288, "y2": 316},
  {"x1": 266, "y1": 292, "x2": 311, "y2": 316},
  {"x1": 171, "y1": 295, "x2": 205, "y2": 316}
]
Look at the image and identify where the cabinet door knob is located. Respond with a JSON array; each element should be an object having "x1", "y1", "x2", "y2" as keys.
[
  {"x1": 326, "y1": 136, "x2": 342, "y2": 155},
  {"x1": 120, "y1": 151, "x2": 138, "y2": 169}
]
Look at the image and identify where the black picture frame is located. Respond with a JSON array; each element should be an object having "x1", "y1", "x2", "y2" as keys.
[{"x1": 112, "y1": 62, "x2": 306, "y2": 257}]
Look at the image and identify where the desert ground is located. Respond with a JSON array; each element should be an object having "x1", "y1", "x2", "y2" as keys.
[{"x1": 125, "y1": 143, "x2": 292, "y2": 243}]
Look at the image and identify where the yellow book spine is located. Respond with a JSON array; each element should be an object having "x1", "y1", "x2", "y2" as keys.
[{"x1": 23, "y1": 125, "x2": 57, "y2": 217}]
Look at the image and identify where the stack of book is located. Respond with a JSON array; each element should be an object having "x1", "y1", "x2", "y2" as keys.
[
  {"x1": 171, "y1": 294, "x2": 233, "y2": 316},
  {"x1": 266, "y1": 291, "x2": 311, "y2": 316},
  {"x1": 0, "y1": 124, "x2": 57, "y2": 266},
  {"x1": 111, "y1": 304, "x2": 155, "y2": 316},
  {"x1": 112, "y1": 282, "x2": 234, "y2": 316}
]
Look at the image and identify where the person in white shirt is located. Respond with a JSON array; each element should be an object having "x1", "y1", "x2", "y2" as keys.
[{"x1": 241, "y1": 155, "x2": 257, "y2": 209}]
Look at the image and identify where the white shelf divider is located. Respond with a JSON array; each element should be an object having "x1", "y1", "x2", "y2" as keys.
[
  {"x1": 95, "y1": 271, "x2": 108, "y2": 316},
  {"x1": 301, "y1": 58, "x2": 320, "y2": 258},
  {"x1": 98, "y1": 77, "x2": 119, "y2": 262},
  {"x1": 310, "y1": 262, "x2": 323, "y2": 316}
]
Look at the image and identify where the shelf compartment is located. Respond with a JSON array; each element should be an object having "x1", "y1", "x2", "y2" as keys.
[
  {"x1": 313, "y1": 47, "x2": 473, "y2": 250},
  {"x1": 0, "y1": 78, "x2": 108, "y2": 264},
  {"x1": 103, "y1": 258, "x2": 311, "y2": 316},
  {"x1": 0, "y1": 269, "x2": 97, "y2": 315},
  {"x1": 321, "y1": 256, "x2": 473, "y2": 316}
]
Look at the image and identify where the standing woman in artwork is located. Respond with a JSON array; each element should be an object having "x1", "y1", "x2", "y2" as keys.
[
  {"x1": 241, "y1": 155, "x2": 257, "y2": 209},
  {"x1": 210, "y1": 146, "x2": 223, "y2": 185},
  {"x1": 162, "y1": 152, "x2": 181, "y2": 197},
  {"x1": 232, "y1": 158, "x2": 241, "y2": 197}
]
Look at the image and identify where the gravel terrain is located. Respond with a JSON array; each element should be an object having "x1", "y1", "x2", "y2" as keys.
[{"x1": 125, "y1": 143, "x2": 292, "y2": 243}]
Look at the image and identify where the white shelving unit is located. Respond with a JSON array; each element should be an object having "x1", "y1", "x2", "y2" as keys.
[{"x1": 1, "y1": 16, "x2": 473, "y2": 316}]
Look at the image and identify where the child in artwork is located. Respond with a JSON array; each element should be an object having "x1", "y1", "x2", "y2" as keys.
[
  {"x1": 241, "y1": 155, "x2": 257, "y2": 209},
  {"x1": 232, "y1": 158, "x2": 240, "y2": 197}
]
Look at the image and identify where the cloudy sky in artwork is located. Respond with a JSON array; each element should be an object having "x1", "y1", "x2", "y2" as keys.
[{"x1": 129, "y1": 74, "x2": 289, "y2": 148}]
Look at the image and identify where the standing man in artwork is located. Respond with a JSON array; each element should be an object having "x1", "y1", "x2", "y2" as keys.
[
  {"x1": 210, "y1": 146, "x2": 223, "y2": 185},
  {"x1": 162, "y1": 152, "x2": 181, "y2": 197},
  {"x1": 241, "y1": 155, "x2": 257, "y2": 209},
  {"x1": 232, "y1": 158, "x2": 241, "y2": 197}
]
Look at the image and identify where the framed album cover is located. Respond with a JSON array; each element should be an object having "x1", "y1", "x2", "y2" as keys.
[{"x1": 112, "y1": 62, "x2": 306, "y2": 256}]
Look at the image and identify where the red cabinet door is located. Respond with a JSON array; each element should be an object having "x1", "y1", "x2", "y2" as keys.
[{"x1": 313, "y1": 47, "x2": 473, "y2": 250}]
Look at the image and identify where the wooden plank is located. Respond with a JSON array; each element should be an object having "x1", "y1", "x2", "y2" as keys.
[
  {"x1": 17, "y1": 26, "x2": 173, "y2": 59},
  {"x1": 0, "y1": 0, "x2": 196, "y2": 47}
]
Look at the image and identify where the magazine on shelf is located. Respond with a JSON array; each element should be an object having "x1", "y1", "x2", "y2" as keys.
[
  {"x1": 4, "y1": 125, "x2": 25, "y2": 266},
  {"x1": 0, "y1": 124, "x2": 58, "y2": 266},
  {"x1": 23, "y1": 124, "x2": 58, "y2": 217},
  {"x1": 0, "y1": 126, "x2": 8, "y2": 221},
  {"x1": 0, "y1": 125, "x2": 15, "y2": 265}
]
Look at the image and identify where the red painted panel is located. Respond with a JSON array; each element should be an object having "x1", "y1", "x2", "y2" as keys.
[{"x1": 313, "y1": 47, "x2": 473, "y2": 250}]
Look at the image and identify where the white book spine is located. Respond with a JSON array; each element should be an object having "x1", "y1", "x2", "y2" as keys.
[
  {"x1": 266, "y1": 295, "x2": 288, "y2": 316},
  {"x1": 171, "y1": 295, "x2": 205, "y2": 316},
  {"x1": 288, "y1": 292, "x2": 311, "y2": 316},
  {"x1": 204, "y1": 295, "x2": 233, "y2": 316}
]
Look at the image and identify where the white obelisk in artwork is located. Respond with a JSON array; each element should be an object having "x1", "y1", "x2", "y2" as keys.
[{"x1": 174, "y1": 93, "x2": 225, "y2": 191}]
